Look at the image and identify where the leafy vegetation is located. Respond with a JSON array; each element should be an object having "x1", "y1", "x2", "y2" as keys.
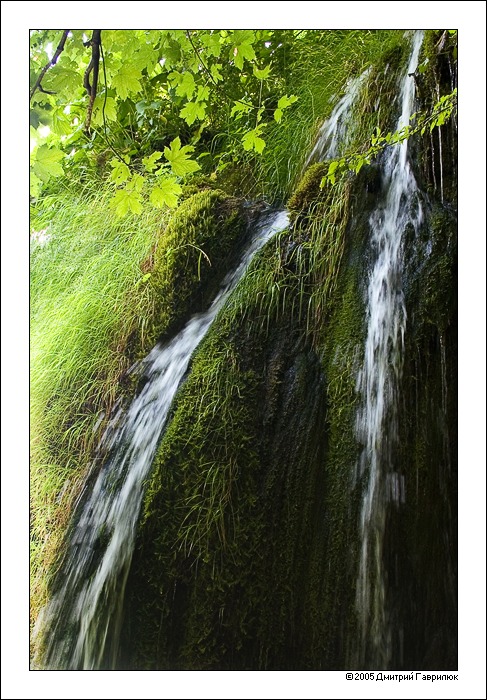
[
  {"x1": 30, "y1": 29, "x2": 301, "y2": 210},
  {"x1": 31, "y1": 29, "x2": 457, "y2": 209}
]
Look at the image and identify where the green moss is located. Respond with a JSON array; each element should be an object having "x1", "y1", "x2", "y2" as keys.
[
  {"x1": 32, "y1": 29, "x2": 457, "y2": 671},
  {"x1": 415, "y1": 31, "x2": 457, "y2": 203},
  {"x1": 30, "y1": 187, "x2": 248, "y2": 652},
  {"x1": 392, "y1": 202, "x2": 457, "y2": 667},
  {"x1": 122, "y1": 141, "x2": 373, "y2": 670},
  {"x1": 141, "y1": 190, "x2": 247, "y2": 351}
]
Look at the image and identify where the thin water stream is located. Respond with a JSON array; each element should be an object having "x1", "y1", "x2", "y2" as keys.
[
  {"x1": 38, "y1": 210, "x2": 289, "y2": 669},
  {"x1": 354, "y1": 31, "x2": 424, "y2": 668}
]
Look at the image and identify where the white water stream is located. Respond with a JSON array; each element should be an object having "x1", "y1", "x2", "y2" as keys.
[
  {"x1": 354, "y1": 32, "x2": 424, "y2": 667},
  {"x1": 38, "y1": 210, "x2": 289, "y2": 669},
  {"x1": 304, "y1": 67, "x2": 370, "y2": 166}
]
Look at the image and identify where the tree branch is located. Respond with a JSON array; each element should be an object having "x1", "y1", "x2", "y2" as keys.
[
  {"x1": 30, "y1": 30, "x2": 69, "y2": 101},
  {"x1": 84, "y1": 30, "x2": 102, "y2": 132}
]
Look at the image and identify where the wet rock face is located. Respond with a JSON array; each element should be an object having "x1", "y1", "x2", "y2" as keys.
[
  {"x1": 120, "y1": 35, "x2": 457, "y2": 671},
  {"x1": 122, "y1": 157, "x2": 455, "y2": 673}
]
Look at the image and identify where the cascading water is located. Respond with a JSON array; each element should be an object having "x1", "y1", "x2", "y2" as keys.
[
  {"x1": 37, "y1": 209, "x2": 289, "y2": 670},
  {"x1": 354, "y1": 32, "x2": 424, "y2": 668},
  {"x1": 304, "y1": 67, "x2": 370, "y2": 167}
]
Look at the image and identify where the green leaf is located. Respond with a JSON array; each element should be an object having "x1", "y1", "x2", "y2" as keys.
[
  {"x1": 210, "y1": 64, "x2": 223, "y2": 82},
  {"x1": 91, "y1": 96, "x2": 118, "y2": 127},
  {"x1": 328, "y1": 161, "x2": 339, "y2": 176},
  {"x1": 232, "y1": 30, "x2": 255, "y2": 45},
  {"x1": 274, "y1": 94, "x2": 298, "y2": 122},
  {"x1": 175, "y1": 72, "x2": 196, "y2": 99},
  {"x1": 231, "y1": 31, "x2": 256, "y2": 70},
  {"x1": 110, "y1": 188, "x2": 143, "y2": 217},
  {"x1": 32, "y1": 145, "x2": 65, "y2": 182},
  {"x1": 30, "y1": 170, "x2": 42, "y2": 198},
  {"x1": 164, "y1": 137, "x2": 200, "y2": 176},
  {"x1": 131, "y1": 44, "x2": 159, "y2": 74},
  {"x1": 161, "y1": 38, "x2": 182, "y2": 67},
  {"x1": 142, "y1": 151, "x2": 163, "y2": 173},
  {"x1": 180, "y1": 101, "x2": 206, "y2": 126},
  {"x1": 50, "y1": 109, "x2": 72, "y2": 136},
  {"x1": 242, "y1": 126, "x2": 266, "y2": 154},
  {"x1": 253, "y1": 65, "x2": 271, "y2": 80},
  {"x1": 231, "y1": 101, "x2": 252, "y2": 118},
  {"x1": 277, "y1": 94, "x2": 298, "y2": 110},
  {"x1": 274, "y1": 108, "x2": 283, "y2": 124},
  {"x1": 110, "y1": 159, "x2": 131, "y2": 185},
  {"x1": 127, "y1": 173, "x2": 145, "y2": 193},
  {"x1": 200, "y1": 32, "x2": 222, "y2": 58},
  {"x1": 436, "y1": 112, "x2": 447, "y2": 127},
  {"x1": 43, "y1": 66, "x2": 80, "y2": 96},
  {"x1": 112, "y1": 64, "x2": 142, "y2": 101},
  {"x1": 29, "y1": 110, "x2": 40, "y2": 129},
  {"x1": 149, "y1": 177, "x2": 182, "y2": 208},
  {"x1": 168, "y1": 70, "x2": 182, "y2": 88},
  {"x1": 355, "y1": 157, "x2": 365, "y2": 174},
  {"x1": 196, "y1": 85, "x2": 210, "y2": 102}
]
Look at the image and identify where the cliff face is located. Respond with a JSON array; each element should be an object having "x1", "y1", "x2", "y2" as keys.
[{"x1": 123, "y1": 34, "x2": 457, "y2": 670}]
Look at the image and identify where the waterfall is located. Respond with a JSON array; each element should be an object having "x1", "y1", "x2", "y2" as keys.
[
  {"x1": 354, "y1": 32, "x2": 424, "y2": 668},
  {"x1": 37, "y1": 209, "x2": 289, "y2": 670},
  {"x1": 304, "y1": 67, "x2": 370, "y2": 166}
]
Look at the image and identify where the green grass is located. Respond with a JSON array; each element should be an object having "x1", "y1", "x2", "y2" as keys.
[{"x1": 30, "y1": 185, "x2": 169, "y2": 621}]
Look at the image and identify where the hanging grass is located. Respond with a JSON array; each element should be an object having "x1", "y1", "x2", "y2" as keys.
[{"x1": 30, "y1": 185, "x2": 168, "y2": 622}]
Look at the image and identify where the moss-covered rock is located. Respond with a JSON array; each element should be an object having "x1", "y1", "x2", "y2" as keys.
[
  {"x1": 121, "y1": 149, "x2": 374, "y2": 670},
  {"x1": 115, "y1": 189, "x2": 248, "y2": 376},
  {"x1": 146, "y1": 190, "x2": 247, "y2": 346}
]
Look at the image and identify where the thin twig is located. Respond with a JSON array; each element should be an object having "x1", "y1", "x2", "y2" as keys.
[{"x1": 30, "y1": 30, "x2": 70, "y2": 100}]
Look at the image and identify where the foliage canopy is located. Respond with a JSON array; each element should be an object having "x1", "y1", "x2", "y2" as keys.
[{"x1": 30, "y1": 29, "x2": 301, "y2": 212}]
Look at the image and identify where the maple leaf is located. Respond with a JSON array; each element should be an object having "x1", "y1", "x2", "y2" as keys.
[
  {"x1": 242, "y1": 126, "x2": 266, "y2": 154},
  {"x1": 91, "y1": 97, "x2": 117, "y2": 127},
  {"x1": 274, "y1": 94, "x2": 298, "y2": 123},
  {"x1": 164, "y1": 137, "x2": 200, "y2": 177},
  {"x1": 110, "y1": 159, "x2": 131, "y2": 186},
  {"x1": 142, "y1": 151, "x2": 163, "y2": 173},
  {"x1": 32, "y1": 145, "x2": 65, "y2": 182},
  {"x1": 175, "y1": 72, "x2": 195, "y2": 99},
  {"x1": 149, "y1": 177, "x2": 182, "y2": 208},
  {"x1": 112, "y1": 65, "x2": 142, "y2": 101},
  {"x1": 110, "y1": 188, "x2": 143, "y2": 217},
  {"x1": 180, "y1": 101, "x2": 206, "y2": 126}
]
